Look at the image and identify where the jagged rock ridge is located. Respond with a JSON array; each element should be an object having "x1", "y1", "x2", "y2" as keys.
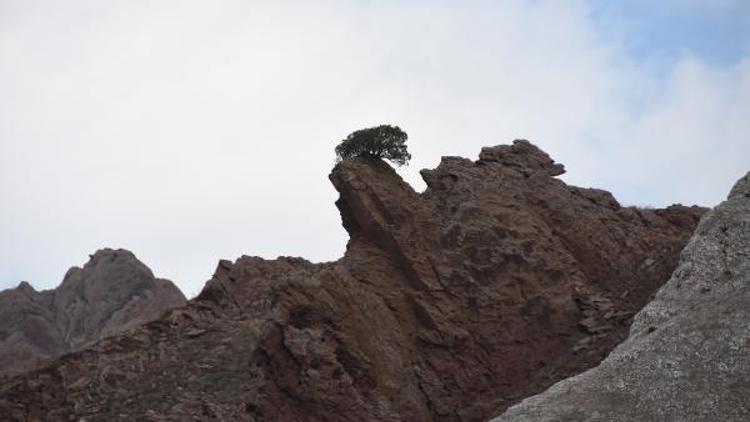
[
  {"x1": 492, "y1": 170, "x2": 750, "y2": 422},
  {"x1": 0, "y1": 248, "x2": 186, "y2": 377},
  {"x1": 0, "y1": 141, "x2": 705, "y2": 421}
]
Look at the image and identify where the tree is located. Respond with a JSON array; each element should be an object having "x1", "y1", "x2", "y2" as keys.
[{"x1": 335, "y1": 125, "x2": 411, "y2": 166}]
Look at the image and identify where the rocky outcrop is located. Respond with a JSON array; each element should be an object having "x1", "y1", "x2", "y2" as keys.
[
  {"x1": 492, "y1": 170, "x2": 750, "y2": 422},
  {"x1": 0, "y1": 248, "x2": 186, "y2": 377},
  {"x1": 0, "y1": 141, "x2": 705, "y2": 421}
]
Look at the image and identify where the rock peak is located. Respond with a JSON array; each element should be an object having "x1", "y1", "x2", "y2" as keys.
[
  {"x1": 478, "y1": 139, "x2": 565, "y2": 177},
  {"x1": 329, "y1": 156, "x2": 419, "y2": 237},
  {"x1": 15, "y1": 281, "x2": 35, "y2": 292},
  {"x1": 87, "y1": 247, "x2": 136, "y2": 262},
  {"x1": 728, "y1": 170, "x2": 750, "y2": 200},
  {"x1": 0, "y1": 248, "x2": 186, "y2": 377},
  {"x1": 329, "y1": 156, "x2": 439, "y2": 290}
]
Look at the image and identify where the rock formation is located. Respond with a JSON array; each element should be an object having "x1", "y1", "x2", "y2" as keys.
[
  {"x1": 0, "y1": 248, "x2": 186, "y2": 377},
  {"x1": 492, "y1": 170, "x2": 750, "y2": 422},
  {"x1": 0, "y1": 141, "x2": 704, "y2": 421}
]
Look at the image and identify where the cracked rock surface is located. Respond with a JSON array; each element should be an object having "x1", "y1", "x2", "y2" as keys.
[
  {"x1": 0, "y1": 141, "x2": 704, "y2": 421},
  {"x1": 492, "y1": 170, "x2": 750, "y2": 422}
]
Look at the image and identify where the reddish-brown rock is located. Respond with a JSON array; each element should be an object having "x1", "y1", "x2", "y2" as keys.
[
  {"x1": 0, "y1": 248, "x2": 186, "y2": 377},
  {"x1": 0, "y1": 141, "x2": 704, "y2": 421}
]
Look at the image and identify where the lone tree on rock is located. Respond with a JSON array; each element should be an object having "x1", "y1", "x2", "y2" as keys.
[{"x1": 335, "y1": 125, "x2": 411, "y2": 166}]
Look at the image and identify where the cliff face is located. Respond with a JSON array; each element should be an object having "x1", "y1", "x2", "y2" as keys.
[
  {"x1": 492, "y1": 170, "x2": 750, "y2": 422},
  {"x1": 0, "y1": 249, "x2": 186, "y2": 377},
  {"x1": 0, "y1": 141, "x2": 704, "y2": 421}
]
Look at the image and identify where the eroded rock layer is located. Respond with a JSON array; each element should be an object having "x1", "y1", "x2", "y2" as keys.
[
  {"x1": 492, "y1": 170, "x2": 750, "y2": 422},
  {"x1": 0, "y1": 249, "x2": 186, "y2": 377},
  {"x1": 0, "y1": 141, "x2": 704, "y2": 421}
]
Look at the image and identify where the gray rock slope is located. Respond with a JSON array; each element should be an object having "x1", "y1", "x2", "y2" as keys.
[
  {"x1": 0, "y1": 248, "x2": 186, "y2": 377},
  {"x1": 493, "y1": 170, "x2": 750, "y2": 422}
]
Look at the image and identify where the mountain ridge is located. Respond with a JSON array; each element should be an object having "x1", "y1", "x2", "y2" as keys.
[{"x1": 0, "y1": 140, "x2": 705, "y2": 421}]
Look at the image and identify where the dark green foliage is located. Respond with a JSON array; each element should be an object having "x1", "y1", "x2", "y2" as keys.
[{"x1": 335, "y1": 125, "x2": 411, "y2": 166}]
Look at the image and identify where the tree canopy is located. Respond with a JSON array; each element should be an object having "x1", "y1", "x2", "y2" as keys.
[{"x1": 335, "y1": 125, "x2": 411, "y2": 166}]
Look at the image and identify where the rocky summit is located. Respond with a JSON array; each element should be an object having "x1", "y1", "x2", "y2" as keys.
[
  {"x1": 0, "y1": 140, "x2": 705, "y2": 421},
  {"x1": 0, "y1": 248, "x2": 186, "y2": 377},
  {"x1": 492, "y1": 170, "x2": 750, "y2": 422}
]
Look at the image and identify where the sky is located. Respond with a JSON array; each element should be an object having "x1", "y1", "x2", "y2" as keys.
[{"x1": 1, "y1": 0, "x2": 749, "y2": 297}]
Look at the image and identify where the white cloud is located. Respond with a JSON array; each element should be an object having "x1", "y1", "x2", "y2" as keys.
[{"x1": 1, "y1": 0, "x2": 748, "y2": 296}]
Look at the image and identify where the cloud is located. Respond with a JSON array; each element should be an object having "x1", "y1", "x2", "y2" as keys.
[
  {"x1": 596, "y1": 56, "x2": 750, "y2": 206},
  {"x1": 1, "y1": 0, "x2": 748, "y2": 296}
]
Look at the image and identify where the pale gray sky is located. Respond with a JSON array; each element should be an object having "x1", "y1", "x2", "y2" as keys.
[{"x1": 2, "y1": 0, "x2": 749, "y2": 296}]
